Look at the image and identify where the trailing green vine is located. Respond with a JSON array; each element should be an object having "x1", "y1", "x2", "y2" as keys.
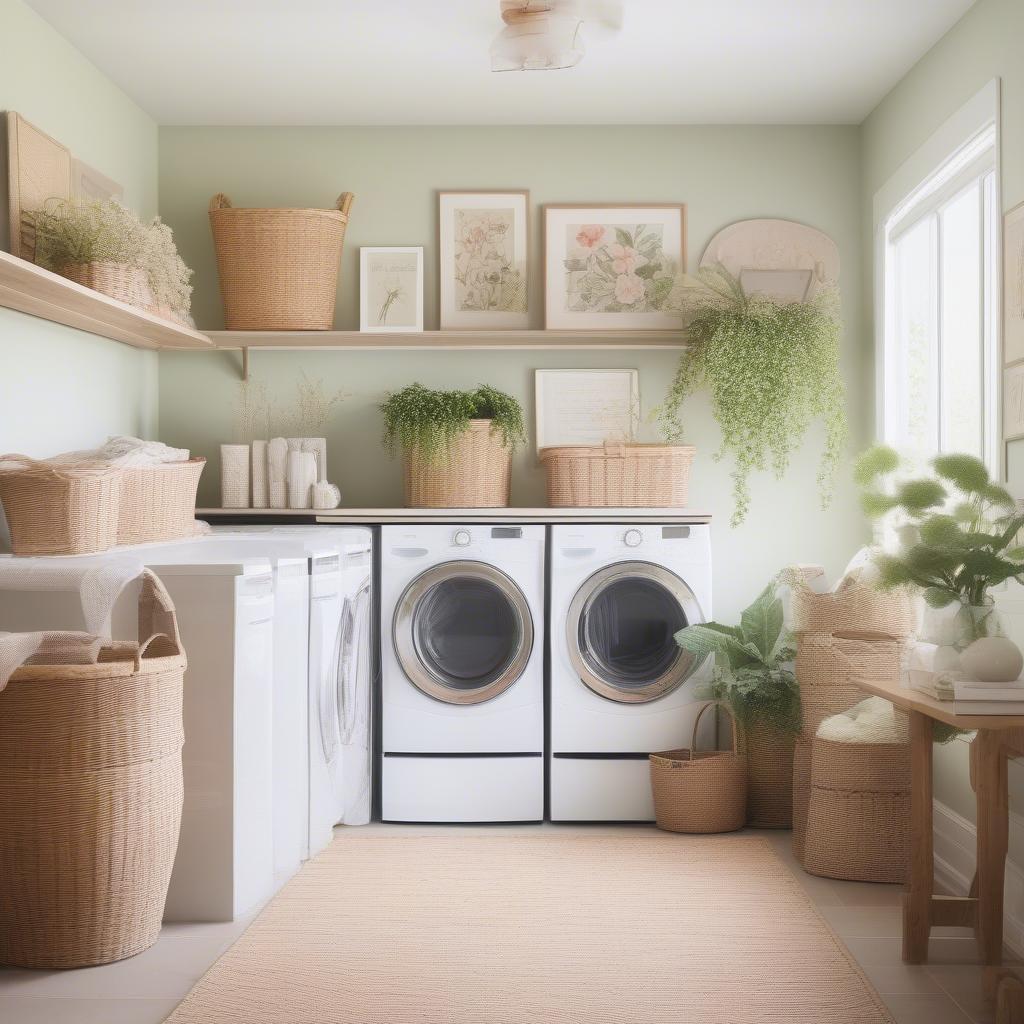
[{"x1": 661, "y1": 266, "x2": 847, "y2": 527}]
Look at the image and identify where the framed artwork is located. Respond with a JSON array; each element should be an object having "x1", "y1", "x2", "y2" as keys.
[
  {"x1": 535, "y1": 368, "x2": 639, "y2": 452},
  {"x1": 1004, "y1": 362, "x2": 1024, "y2": 441},
  {"x1": 71, "y1": 158, "x2": 124, "y2": 203},
  {"x1": 1004, "y1": 202, "x2": 1024, "y2": 365},
  {"x1": 438, "y1": 190, "x2": 529, "y2": 330},
  {"x1": 544, "y1": 203, "x2": 686, "y2": 330},
  {"x1": 359, "y1": 246, "x2": 424, "y2": 333}
]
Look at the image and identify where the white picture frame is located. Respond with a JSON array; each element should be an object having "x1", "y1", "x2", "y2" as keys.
[
  {"x1": 1004, "y1": 201, "x2": 1024, "y2": 365},
  {"x1": 535, "y1": 369, "x2": 640, "y2": 452},
  {"x1": 543, "y1": 204, "x2": 686, "y2": 331},
  {"x1": 438, "y1": 190, "x2": 529, "y2": 330},
  {"x1": 359, "y1": 246, "x2": 424, "y2": 333}
]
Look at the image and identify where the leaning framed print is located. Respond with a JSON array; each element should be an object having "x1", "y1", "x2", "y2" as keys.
[
  {"x1": 359, "y1": 246, "x2": 424, "y2": 333},
  {"x1": 543, "y1": 203, "x2": 686, "y2": 330},
  {"x1": 1005, "y1": 201, "x2": 1024, "y2": 365},
  {"x1": 438, "y1": 190, "x2": 529, "y2": 330},
  {"x1": 534, "y1": 368, "x2": 639, "y2": 452}
]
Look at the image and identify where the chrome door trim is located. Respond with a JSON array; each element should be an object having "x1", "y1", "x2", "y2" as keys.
[
  {"x1": 393, "y1": 560, "x2": 534, "y2": 705},
  {"x1": 567, "y1": 560, "x2": 703, "y2": 704}
]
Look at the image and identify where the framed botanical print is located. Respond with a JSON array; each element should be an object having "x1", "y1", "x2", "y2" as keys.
[
  {"x1": 544, "y1": 204, "x2": 686, "y2": 330},
  {"x1": 439, "y1": 190, "x2": 529, "y2": 330},
  {"x1": 359, "y1": 246, "x2": 424, "y2": 333}
]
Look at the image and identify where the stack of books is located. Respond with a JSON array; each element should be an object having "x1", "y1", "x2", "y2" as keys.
[{"x1": 909, "y1": 671, "x2": 1024, "y2": 714}]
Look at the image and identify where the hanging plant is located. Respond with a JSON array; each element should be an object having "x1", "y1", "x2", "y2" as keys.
[{"x1": 660, "y1": 265, "x2": 847, "y2": 527}]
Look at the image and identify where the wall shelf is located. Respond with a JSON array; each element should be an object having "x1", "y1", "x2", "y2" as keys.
[{"x1": 0, "y1": 251, "x2": 212, "y2": 351}]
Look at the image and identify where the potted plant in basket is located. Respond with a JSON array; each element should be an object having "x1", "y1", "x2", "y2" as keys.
[
  {"x1": 674, "y1": 578, "x2": 800, "y2": 828},
  {"x1": 381, "y1": 383, "x2": 526, "y2": 508}
]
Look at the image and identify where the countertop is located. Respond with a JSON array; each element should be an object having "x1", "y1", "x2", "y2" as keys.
[{"x1": 196, "y1": 507, "x2": 713, "y2": 525}]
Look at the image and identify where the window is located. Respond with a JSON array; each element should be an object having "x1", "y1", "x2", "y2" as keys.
[{"x1": 881, "y1": 125, "x2": 999, "y2": 469}]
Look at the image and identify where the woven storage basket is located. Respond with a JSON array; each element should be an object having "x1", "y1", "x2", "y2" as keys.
[
  {"x1": 539, "y1": 443, "x2": 696, "y2": 507},
  {"x1": 59, "y1": 260, "x2": 155, "y2": 311},
  {"x1": 744, "y1": 721, "x2": 795, "y2": 829},
  {"x1": 209, "y1": 191, "x2": 354, "y2": 330},
  {"x1": 792, "y1": 577, "x2": 918, "y2": 639},
  {"x1": 404, "y1": 420, "x2": 511, "y2": 508},
  {"x1": 117, "y1": 457, "x2": 205, "y2": 546},
  {"x1": 0, "y1": 454, "x2": 120, "y2": 556},
  {"x1": 791, "y1": 736, "x2": 813, "y2": 862},
  {"x1": 0, "y1": 572, "x2": 185, "y2": 968},
  {"x1": 802, "y1": 738, "x2": 911, "y2": 884},
  {"x1": 650, "y1": 702, "x2": 747, "y2": 834}
]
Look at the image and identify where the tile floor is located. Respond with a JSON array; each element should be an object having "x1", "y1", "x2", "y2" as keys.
[{"x1": 0, "y1": 825, "x2": 1010, "y2": 1023}]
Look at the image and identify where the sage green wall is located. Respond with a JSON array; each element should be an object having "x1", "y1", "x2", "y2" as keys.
[
  {"x1": 157, "y1": 124, "x2": 867, "y2": 621},
  {"x1": 1, "y1": 0, "x2": 159, "y2": 460},
  {"x1": 860, "y1": 0, "x2": 1024, "y2": 839}
]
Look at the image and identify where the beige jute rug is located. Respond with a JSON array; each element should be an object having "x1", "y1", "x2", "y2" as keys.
[{"x1": 164, "y1": 830, "x2": 894, "y2": 1024}]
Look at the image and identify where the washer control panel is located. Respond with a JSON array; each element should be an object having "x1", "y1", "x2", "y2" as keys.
[
  {"x1": 622, "y1": 528, "x2": 643, "y2": 548},
  {"x1": 452, "y1": 528, "x2": 472, "y2": 547}
]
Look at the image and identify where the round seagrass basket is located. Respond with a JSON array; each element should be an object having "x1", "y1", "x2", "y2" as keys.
[
  {"x1": 649, "y1": 701, "x2": 747, "y2": 834},
  {"x1": 209, "y1": 191, "x2": 354, "y2": 330},
  {"x1": 404, "y1": 420, "x2": 511, "y2": 508}
]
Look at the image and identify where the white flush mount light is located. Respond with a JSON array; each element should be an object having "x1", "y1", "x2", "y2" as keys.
[{"x1": 491, "y1": 0, "x2": 585, "y2": 72}]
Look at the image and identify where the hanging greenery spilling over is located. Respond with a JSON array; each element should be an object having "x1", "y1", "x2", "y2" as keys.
[
  {"x1": 661, "y1": 266, "x2": 847, "y2": 527},
  {"x1": 381, "y1": 383, "x2": 526, "y2": 464}
]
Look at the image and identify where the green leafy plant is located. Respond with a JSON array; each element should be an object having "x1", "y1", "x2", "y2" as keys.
[
  {"x1": 29, "y1": 197, "x2": 192, "y2": 322},
  {"x1": 381, "y1": 383, "x2": 526, "y2": 463},
  {"x1": 856, "y1": 445, "x2": 1024, "y2": 611},
  {"x1": 674, "y1": 579, "x2": 801, "y2": 736},
  {"x1": 660, "y1": 265, "x2": 847, "y2": 527}
]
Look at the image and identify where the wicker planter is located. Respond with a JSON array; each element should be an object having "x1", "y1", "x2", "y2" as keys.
[
  {"x1": 59, "y1": 260, "x2": 155, "y2": 311},
  {"x1": 0, "y1": 573, "x2": 185, "y2": 968},
  {"x1": 539, "y1": 443, "x2": 695, "y2": 507},
  {"x1": 744, "y1": 721, "x2": 795, "y2": 828},
  {"x1": 404, "y1": 420, "x2": 511, "y2": 508},
  {"x1": 117, "y1": 458, "x2": 205, "y2": 546},
  {"x1": 791, "y1": 736, "x2": 813, "y2": 863},
  {"x1": 209, "y1": 192, "x2": 354, "y2": 330}
]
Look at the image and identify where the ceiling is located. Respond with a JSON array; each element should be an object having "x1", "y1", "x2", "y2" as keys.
[{"x1": 25, "y1": 0, "x2": 976, "y2": 125}]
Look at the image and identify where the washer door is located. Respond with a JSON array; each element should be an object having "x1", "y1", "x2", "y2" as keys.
[
  {"x1": 568, "y1": 561, "x2": 703, "y2": 703},
  {"x1": 394, "y1": 560, "x2": 533, "y2": 705}
]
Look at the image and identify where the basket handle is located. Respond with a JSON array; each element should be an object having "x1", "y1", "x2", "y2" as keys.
[
  {"x1": 209, "y1": 193, "x2": 232, "y2": 211},
  {"x1": 689, "y1": 700, "x2": 741, "y2": 759},
  {"x1": 138, "y1": 569, "x2": 183, "y2": 658},
  {"x1": 335, "y1": 192, "x2": 355, "y2": 216}
]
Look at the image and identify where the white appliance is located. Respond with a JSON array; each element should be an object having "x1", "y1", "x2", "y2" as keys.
[
  {"x1": 380, "y1": 523, "x2": 544, "y2": 822},
  {"x1": 549, "y1": 523, "x2": 713, "y2": 822}
]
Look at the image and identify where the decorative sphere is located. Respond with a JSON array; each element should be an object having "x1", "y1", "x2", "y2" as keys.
[{"x1": 960, "y1": 637, "x2": 1024, "y2": 683}]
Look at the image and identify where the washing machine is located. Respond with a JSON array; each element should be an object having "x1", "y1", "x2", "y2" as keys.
[
  {"x1": 549, "y1": 522, "x2": 713, "y2": 822},
  {"x1": 380, "y1": 523, "x2": 545, "y2": 823}
]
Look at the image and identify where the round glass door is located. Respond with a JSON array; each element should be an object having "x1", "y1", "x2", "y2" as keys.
[
  {"x1": 568, "y1": 561, "x2": 703, "y2": 703},
  {"x1": 394, "y1": 561, "x2": 533, "y2": 704}
]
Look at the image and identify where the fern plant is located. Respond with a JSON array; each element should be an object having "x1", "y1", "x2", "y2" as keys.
[{"x1": 381, "y1": 383, "x2": 526, "y2": 464}]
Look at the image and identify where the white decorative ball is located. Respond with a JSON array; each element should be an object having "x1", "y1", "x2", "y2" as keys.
[{"x1": 960, "y1": 637, "x2": 1024, "y2": 683}]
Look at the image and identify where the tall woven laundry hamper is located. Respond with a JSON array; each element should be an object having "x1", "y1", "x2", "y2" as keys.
[{"x1": 0, "y1": 571, "x2": 186, "y2": 969}]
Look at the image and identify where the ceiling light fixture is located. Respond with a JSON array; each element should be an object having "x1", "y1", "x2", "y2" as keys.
[{"x1": 490, "y1": 0, "x2": 585, "y2": 72}]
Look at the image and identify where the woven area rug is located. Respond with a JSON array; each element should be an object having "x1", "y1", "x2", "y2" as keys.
[{"x1": 164, "y1": 830, "x2": 894, "y2": 1024}]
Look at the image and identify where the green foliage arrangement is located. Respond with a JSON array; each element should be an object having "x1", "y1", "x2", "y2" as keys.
[
  {"x1": 674, "y1": 579, "x2": 801, "y2": 736},
  {"x1": 381, "y1": 383, "x2": 527, "y2": 463},
  {"x1": 855, "y1": 445, "x2": 1024, "y2": 611},
  {"x1": 29, "y1": 197, "x2": 193, "y2": 322},
  {"x1": 661, "y1": 266, "x2": 847, "y2": 527}
]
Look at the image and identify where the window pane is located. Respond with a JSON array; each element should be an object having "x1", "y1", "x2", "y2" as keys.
[{"x1": 940, "y1": 180, "x2": 983, "y2": 457}]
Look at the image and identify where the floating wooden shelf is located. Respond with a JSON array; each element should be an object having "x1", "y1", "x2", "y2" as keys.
[{"x1": 0, "y1": 251, "x2": 212, "y2": 350}]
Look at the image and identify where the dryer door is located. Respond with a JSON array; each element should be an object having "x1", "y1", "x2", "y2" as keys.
[
  {"x1": 568, "y1": 560, "x2": 703, "y2": 704},
  {"x1": 394, "y1": 560, "x2": 533, "y2": 705}
]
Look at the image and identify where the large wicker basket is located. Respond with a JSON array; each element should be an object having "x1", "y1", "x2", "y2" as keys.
[
  {"x1": 0, "y1": 455, "x2": 120, "y2": 555},
  {"x1": 209, "y1": 191, "x2": 354, "y2": 330},
  {"x1": 540, "y1": 442, "x2": 695, "y2": 507},
  {"x1": 0, "y1": 572, "x2": 185, "y2": 968},
  {"x1": 117, "y1": 458, "x2": 205, "y2": 546},
  {"x1": 649, "y1": 702, "x2": 747, "y2": 834},
  {"x1": 404, "y1": 420, "x2": 511, "y2": 508},
  {"x1": 744, "y1": 721, "x2": 795, "y2": 829}
]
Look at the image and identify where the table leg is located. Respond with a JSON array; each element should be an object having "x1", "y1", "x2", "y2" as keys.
[
  {"x1": 976, "y1": 730, "x2": 1009, "y2": 965},
  {"x1": 904, "y1": 709, "x2": 934, "y2": 964}
]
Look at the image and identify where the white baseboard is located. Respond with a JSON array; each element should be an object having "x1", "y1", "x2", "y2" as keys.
[{"x1": 933, "y1": 798, "x2": 1024, "y2": 956}]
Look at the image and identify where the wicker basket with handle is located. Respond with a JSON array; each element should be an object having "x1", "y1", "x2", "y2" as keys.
[
  {"x1": 404, "y1": 419, "x2": 511, "y2": 508},
  {"x1": 539, "y1": 442, "x2": 696, "y2": 507},
  {"x1": 649, "y1": 701, "x2": 747, "y2": 834},
  {"x1": 209, "y1": 191, "x2": 354, "y2": 330},
  {"x1": 116, "y1": 457, "x2": 206, "y2": 546},
  {"x1": 0, "y1": 571, "x2": 186, "y2": 968}
]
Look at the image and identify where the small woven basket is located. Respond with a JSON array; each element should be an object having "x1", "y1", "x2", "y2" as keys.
[
  {"x1": 404, "y1": 420, "x2": 511, "y2": 508},
  {"x1": 117, "y1": 458, "x2": 205, "y2": 546},
  {"x1": 802, "y1": 738, "x2": 911, "y2": 884},
  {"x1": 59, "y1": 260, "x2": 154, "y2": 310},
  {"x1": 0, "y1": 572, "x2": 186, "y2": 968},
  {"x1": 209, "y1": 191, "x2": 354, "y2": 330},
  {"x1": 0, "y1": 455, "x2": 120, "y2": 556},
  {"x1": 744, "y1": 721, "x2": 795, "y2": 829},
  {"x1": 791, "y1": 736, "x2": 814, "y2": 863},
  {"x1": 649, "y1": 701, "x2": 747, "y2": 834},
  {"x1": 539, "y1": 442, "x2": 695, "y2": 507}
]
